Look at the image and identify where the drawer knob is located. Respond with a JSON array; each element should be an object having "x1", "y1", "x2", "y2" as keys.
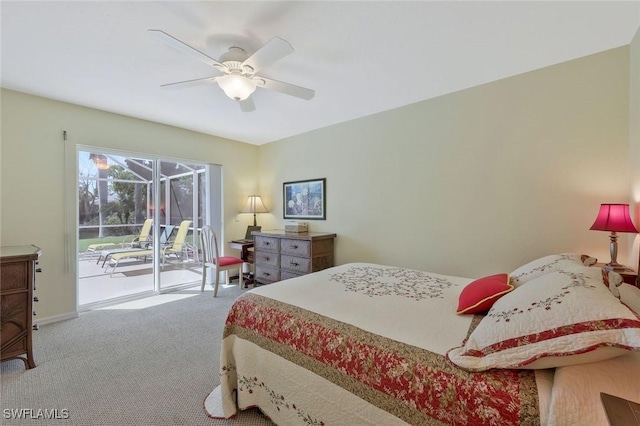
[
  {"x1": 33, "y1": 324, "x2": 39, "y2": 331},
  {"x1": 33, "y1": 297, "x2": 39, "y2": 302},
  {"x1": 291, "y1": 262, "x2": 299, "y2": 267},
  {"x1": 292, "y1": 245, "x2": 298, "y2": 249},
  {"x1": 36, "y1": 268, "x2": 42, "y2": 273},
  {"x1": 264, "y1": 272, "x2": 270, "y2": 276},
  {"x1": 264, "y1": 242, "x2": 270, "y2": 246},
  {"x1": 264, "y1": 256, "x2": 270, "y2": 261},
  {"x1": 33, "y1": 311, "x2": 36, "y2": 316}
]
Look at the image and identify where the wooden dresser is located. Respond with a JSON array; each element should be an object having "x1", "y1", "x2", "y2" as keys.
[
  {"x1": 1, "y1": 245, "x2": 41, "y2": 369},
  {"x1": 253, "y1": 231, "x2": 336, "y2": 285}
]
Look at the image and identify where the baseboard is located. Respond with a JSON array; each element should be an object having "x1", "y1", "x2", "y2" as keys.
[{"x1": 36, "y1": 311, "x2": 78, "y2": 326}]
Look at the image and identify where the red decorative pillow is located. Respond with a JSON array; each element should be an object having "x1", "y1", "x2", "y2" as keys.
[{"x1": 456, "y1": 273, "x2": 513, "y2": 314}]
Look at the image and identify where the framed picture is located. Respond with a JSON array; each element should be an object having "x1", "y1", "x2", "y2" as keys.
[{"x1": 283, "y1": 178, "x2": 326, "y2": 220}]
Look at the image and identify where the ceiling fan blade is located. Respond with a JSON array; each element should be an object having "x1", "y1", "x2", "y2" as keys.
[
  {"x1": 147, "y1": 29, "x2": 224, "y2": 70},
  {"x1": 239, "y1": 97, "x2": 256, "y2": 112},
  {"x1": 160, "y1": 76, "x2": 219, "y2": 88},
  {"x1": 257, "y1": 76, "x2": 315, "y2": 100},
  {"x1": 241, "y1": 37, "x2": 294, "y2": 73}
]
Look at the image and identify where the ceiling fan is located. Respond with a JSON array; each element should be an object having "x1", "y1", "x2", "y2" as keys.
[{"x1": 147, "y1": 30, "x2": 315, "y2": 112}]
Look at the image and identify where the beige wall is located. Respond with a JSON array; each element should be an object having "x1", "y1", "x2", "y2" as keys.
[
  {"x1": 0, "y1": 89, "x2": 259, "y2": 320},
  {"x1": 2, "y1": 43, "x2": 636, "y2": 322},
  {"x1": 630, "y1": 28, "x2": 640, "y2": 272},
  {"x1": 258, "y1": 47, "x2": 632, "y2": 278}
]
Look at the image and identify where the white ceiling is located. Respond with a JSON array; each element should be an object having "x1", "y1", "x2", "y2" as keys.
[{"x1": 2, "y1": 1, "x2": 639, "y2": 145}]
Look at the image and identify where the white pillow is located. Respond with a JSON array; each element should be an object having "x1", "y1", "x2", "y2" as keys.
[
  {"x1": 447, "y1": 270, "x2": 640, "y2": 371},
  {"x1": 601, "y1": 269, "x2": 623, "y2": 298},
  {"x1": 620, "y1": 283, "x2": 640, "y2": 314},
  {"x1": 509, "y1": 253, "x2": 597, "y2": 288}
]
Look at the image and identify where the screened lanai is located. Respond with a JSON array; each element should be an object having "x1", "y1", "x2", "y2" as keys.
[{"x1": 77, "y1": 150, "x2": 221, "y2": 308}]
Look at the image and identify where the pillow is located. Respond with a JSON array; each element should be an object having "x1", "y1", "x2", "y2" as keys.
[
  {"x1": 456, "y1": 273, "x2": 512, "y2": 314},
  {"x1": 509, "y1": 253, "x2": 597, "y2": 288},
  {"x1": 620, "y1": 284, "x2": 640, "y2": 314},
  {"x1": 601, "y1": 268, "x2": 623, "y2": 299},
  {"x1": 511, "y1": 253, "x2": 621, "y2": 297},
  {"x1": 447, "y1": 270, "x2": 640, "y2": 371}
]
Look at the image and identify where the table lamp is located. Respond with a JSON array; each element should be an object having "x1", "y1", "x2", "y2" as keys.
[
  {"x1": 589, "y1": 203, "x2": 638, "y2": 271},
  {"x1": 242, "y1": 195, "x2": 268, "y2": 226}
]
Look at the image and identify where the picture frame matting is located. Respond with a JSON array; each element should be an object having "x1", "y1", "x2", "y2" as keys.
[{"x1": 283, "y1": 178, "x2": 326, "y2": 220}]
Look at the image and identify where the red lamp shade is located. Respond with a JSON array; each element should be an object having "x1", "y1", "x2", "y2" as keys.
[{"x1": 590, "y1": 204, "x2": 638, "y2": 234}]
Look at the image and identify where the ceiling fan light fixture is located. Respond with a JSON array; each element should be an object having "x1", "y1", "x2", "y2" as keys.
[
  {"x1": 217, "y1": 74, "x2": 257, "y2": 101},
  {"x1": 149, "y1": 31, "x2": 314, "y2": 110}
]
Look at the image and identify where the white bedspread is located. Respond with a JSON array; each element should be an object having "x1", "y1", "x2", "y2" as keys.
[
  {"x1": 205, "y1": 263, "x2": 546, "y2": 425},
  {"x1": 251, "y1": 262, "x2": 475, "y2": 354}
]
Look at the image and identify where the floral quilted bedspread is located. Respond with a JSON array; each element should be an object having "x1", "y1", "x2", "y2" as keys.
[{"x1": 218, "y1": 280, "x2": 540, "y2": 426}]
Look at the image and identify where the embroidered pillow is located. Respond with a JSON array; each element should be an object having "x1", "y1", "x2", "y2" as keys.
[
  {"x1": 601, "y1": 268, "x2": 623, "y2": 298},
  {"x1": 580, "y1": 254, "x2": 598, "y2": 267},
  {"x1": 620, "y1": 284, "x2": 640, "y2": 315},
  {"x1": 510, "y1": 253, "x2": 597, "y2": 287},
  {"x1": 447, "y1": 270, "x2": 640, "y2": 371},
  {"x1": 456, "y1": 273, "x2": 513, "y2": 314}
]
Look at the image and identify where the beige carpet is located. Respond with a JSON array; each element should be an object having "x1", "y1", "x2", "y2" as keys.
[{"x1": 0, "y1": 285, "x2": 273, "y2": 426}]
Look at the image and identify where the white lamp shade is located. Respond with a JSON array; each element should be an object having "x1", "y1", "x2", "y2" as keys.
[
  {"x1": 217, "y1": 75, "x2": 257, "y2": 101},
  {"x1": 242, "y1": 195, "x2": 268, "y2": 214}
]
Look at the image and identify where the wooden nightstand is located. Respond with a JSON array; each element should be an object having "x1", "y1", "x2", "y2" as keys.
[
  {"x1": 595, "y1": 263, "x2": 639, "y2": 288},
  {"x1": 601, "y1": 393, "x2": 640, "y2": 426},
  {"x1": 619, "y1": 269, "x2": 639, "y2": 287}
]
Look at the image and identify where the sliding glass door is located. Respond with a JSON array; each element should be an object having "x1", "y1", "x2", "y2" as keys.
[
  {"x1": 156, "y1": 160, "x2": 206, "y2": 291},
  {"x1": 77, "y1": 148, "x2": 220, "y2": 309}
]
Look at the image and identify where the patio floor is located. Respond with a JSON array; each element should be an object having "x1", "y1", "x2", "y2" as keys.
[{"x1": 78, "y1": 252, "x2": 207, "y2": 306}]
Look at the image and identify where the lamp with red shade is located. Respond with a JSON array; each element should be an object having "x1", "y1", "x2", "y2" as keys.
[{"x1": 590, "y1": 203, "x2": 639, "y2": 271}]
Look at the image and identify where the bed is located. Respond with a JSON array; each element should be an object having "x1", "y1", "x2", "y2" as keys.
[{"x1": 204, "y1": 255, "x2": 640, "y2": 425}]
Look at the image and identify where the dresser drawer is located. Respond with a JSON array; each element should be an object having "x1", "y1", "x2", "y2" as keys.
[
  {"x1": 255, "y1": 265, "x2": 280, "y2": 284},
  {"x1": 254, "y1": 236, "x2": 280, "y2": 253},
  {"x1": 254, "y1": 250, "x2": 280, "y2": 268},
  {"x1": 0, "y1": 245, "x2": 40, "y2": 370},
  {"x1": 281, "y1": 255, "x2": 311, "y2": 274},
  {"x1": 251, "y1": 232, "x2": 335, "y2": 286},
  {"x1": 1, "y1": 293, "x2": 28, "y2": 347},
  {"x1": 280, "y1": 239, "x2": 311, "y2": 257},
  {"x1": 0, "y1": 263, "x2": 29, "y2": 291},
  {"x1": 2, "y1": 337, "x2": 28, "y2": 358}
]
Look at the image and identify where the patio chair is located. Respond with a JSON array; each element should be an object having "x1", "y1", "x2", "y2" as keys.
[
  {"x1": 106, "y1": 224, "x2": 175, "y2": 277},
  {"x1": 97, "y1": 222, "x2": 171, "y2": 266},
  {"x1": 83, "y1": 241, "x2": 118, "y2": 260},
  {"x1": 107, "y1": 249, "x2": 153, "y2": 277},
  {"x1": 200, "y1": 226, "x2": 244, "y2": 297},
  {"x1": 89, "y1": 218, "x2": 153, "y2": 261},
  {"x1": 123, "y1": 218, "x2": 153, "y2": 248},
  {"x1": 162, "y1": 220, "x2": 198, "y2": 265}
]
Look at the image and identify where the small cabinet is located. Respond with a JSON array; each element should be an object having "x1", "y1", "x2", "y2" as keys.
[
  {"x1": 594, "y1": 263, "x2": 639, "y2": 288},
  {"x1": 254, "y1": 231, "x2": 336, "y2": 285},
  {"x1": 1, "y1": 245, "x2": 41, "y2": 369}
]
